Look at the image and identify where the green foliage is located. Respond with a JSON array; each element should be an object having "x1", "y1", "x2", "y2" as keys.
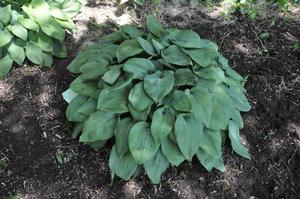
[
  {"x1": 63, "y1": 15, "x2": 251, "y2": 184},
  {"x1": 0, "y1": 0, "x2": 82, "y2": 78}
]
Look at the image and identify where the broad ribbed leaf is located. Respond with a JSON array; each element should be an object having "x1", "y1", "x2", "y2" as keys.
[
  {"x1": 123, "y1": 58, "x2": 156, "y2": 79},
  {"x1": 80, "y1": 59, "x2": 109, "y2": 80},
  {"x1": 115, "y1": 118, "x2": 134, "y2": 156},
  {"x1": 146, "y1": 15, "x2": 164, "y2": 37},
  {"x1": 25, "y1": 41, "x2": 44, "y2": 65},
  {"x1": 128, "y1": 82, "x2": 153, "y2": 111},
  {"x1": 116, "y1": 39, "x2": 143, "y2": 62},
  {"x1": 9, "y1": 23, "x2": 28, "y2": 41},
  {"x1": 161, "y1": 137, "x2": 185, "y2": 166},
  {"x1": 0, "y1": 5, "x2": 12, "y2": 25},
  {"x1": 8, "y1": 42, "x2": 25, "y2": 65},
  {"x1": 144, "y1": 70, "x2": 174, "y2": 102},
  {"x1": 97, "y1": 77, "x2": 132, "y2": 113},
  {"x1": 53, "y1": 40, "x2": 67, "y2": 58},
  {"x1": 162, "y1": 45, "x2": 191, "y2": 66},
  {"x1": 184, "y1": 47, "x2": 219, "y2": 67},
  {"x1": 78, "y1": 99, "x2": 97, "y2": 115},
  {"x1": 228, "y1": 120, "x2": 250, "y2": 159},
  {"x1": 102, "y1": 65, "x2": 122, "y2": 85},
  {"x1": 189, "y1": 87, "x2": 213, "y2": 127},
  {"x1": 62, "y1": 88, "x2": 78, "y2": 103},
  {"x1": 40, "y1": 18, "x2": 65, "y2": 41},
  {"x1": 151, "y1": 107, "x2": 175, "y2": 143},
  {"x1": 193, "y1": 66, "x2": 225, "y2": 83},
  {"x1": 171, "y1": 90, "x2": 191, "y2": 112},
  {"x1": 196, "y1": 148, "x2": 225, "y2": 172},
  {"x1": 174, "y1": 114, "x2": 203, "y2": 160},
  {"x1": 128, "y1": 122, "x2": 159, "y2": 164},
  {"x1": 0, "y1": 29, "x2": 12, "y2": 47},
  {"x1": 199, "y1": 129, "x2": 222, "y2": 157},
  {"x1": 226, "y1": 86, "x2": 251, "y2": 112},
  {"x1": 66, "y1": 95, "x2": 88, "y2": 122},
  {"x1": 80, "y1": 111, "x2": 118, "y2": 142},
  {"x1": 0, "y1": 55, "x2": 13, "y2": 78},
  {"x1": 121, "y1": 25, "x2": 143, "y2": 38},
  {"x1": 70, "y1": 76, "x2": 98, "y2": 97},
  {"x1": 219, "y1": 55, "x2": 243, "y2": 81},
  {"x1": 170, "y1": 30, "x2": 205, "y2": 48},
  {"x1": 42, "y1": 52, "x2": 53, "y2": 67},
  {"x1": 152, "y1": 39, "x2": 165, "y2": 53},
  {"x1": 31, "y1": 31, "x2": 53, "y2": 52},
  {"x1": 109, "y1": 146, "x2": 138, "y2": 181},
  {"x1": 86, "y1": 140, "x2": 106, "y2": 150},
  {"x1": 17, "y1": 16, "x2": 39, "y2": 31},
  {"x1": 137, "y1": 36, "x2": 156, "y2": 56},
  {"x1": 144, "y1": 149, "x2": 169, "y2": 184},
  {"x1": 128, "y1": 103, "x2": 151, "y2": 121},
  {"x1": 174, "y1": 68, "x2": 198, "y2": 86}
]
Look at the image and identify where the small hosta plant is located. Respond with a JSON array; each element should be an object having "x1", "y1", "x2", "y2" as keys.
[
  {"x1": 63, "y1": 15, "x2": 251, "y2": 184},
  {"x1": 0, "y1": 0, "x2": 83, "y2": 78}
]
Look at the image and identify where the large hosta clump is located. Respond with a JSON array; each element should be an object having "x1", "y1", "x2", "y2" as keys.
[
  {"x1": 0, "y1": 0, "x2": 83, "y2": 78},
  {"x1": 63, "y1": 15, "x2": 251, "y2": 183}
]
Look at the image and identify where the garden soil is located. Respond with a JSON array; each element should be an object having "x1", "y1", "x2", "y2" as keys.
[{"x1": 0, "y1": 1, "x2": 299, "y2": 199}]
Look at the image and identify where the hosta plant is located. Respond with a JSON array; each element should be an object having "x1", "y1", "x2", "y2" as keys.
[
  {"x1": 0, "y1": 0, "x2": 83, "y2": 78},
  {"x1": 63, "y1": 15, "x2": 251, "y2": 184}
]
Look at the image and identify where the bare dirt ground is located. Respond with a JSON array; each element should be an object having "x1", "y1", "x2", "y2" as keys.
[{"x1": 0, "y1": 1, "x2": 299, "y2": 198}]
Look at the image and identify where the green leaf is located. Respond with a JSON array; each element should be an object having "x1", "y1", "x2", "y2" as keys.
[
  {"x1": 63, "y1": 88, "x2": 78, "y2": 103},
  {"x1": 78, "y1": 98, "x2": 97, "y2": 115},
  {"x1": 189, "y1": 87, "x2": 213, "y2": 127},
  {"x1": 109, "y1": 146, "x2": 138, "y2": 181},
  {"x1": 199, "y1": 129, "x2": 222, "y2": 157},
  {"x1": 86, "y1": 140, "x2": 107, "y2": 150},
  {"x1": 116, "y1": 39, "x2": 143, "y2": 62},
  {"x1": 144, "y1": 70, "x2": 174, "y2": 102},
  {"x1": 146, "y1": 15, "x2": 164, "y2": 37},
  {"x1": 0, "y1": 29, "x2": 12, "y2": 47},
  {"x1": 60, "y1": 0, "x2": 82, "y2": 18},
  {"x1": 128, "y1": 121, "x2": 159, "y2": 164},
  {"x1": 228, "y1": 120, "x2": 250, "y2": 159},
  {"x1": 152, "y1": 39, "x2": 165, "y2": 53},
  {"x1": 8, "y1": 23, "x2": 28, "y2": 41},
  {"x1": 42, "y1": 52, "x2": 53, "y2": 67},
  {"x1": 66, "y1": 95, "x2": 88, "y2": 122},
  {"x1": 102, "y1": 64, "x2": 122, "y2": 85},
  {"x1": 0, "y1": 5, "x2": 12, "y2": 25},
  {"x1": 53, "y1": 40, "x2": 67, "y2": 58},
  {"x1": 128, "y1": 82, "x2": 153, "y2": 111},
  {"x1": 8, "y1": 42, "x2": 25, "y2": 65},
  {"x1": 161, "y1": 137, "x2": 185, "y2": 166},
  {"x1": 144, "y1": 149, "x2": 169, "y2": 184},
  {"x1": 162, "y1": 45, "x2": 191, "y2": 66},
  {"x1": 121, "y1": 25, "x2": 143, "y2": 38},
  {"x1": 33, "y1": 31, "x2": 53, "y2": 52},
  {"x1": 218, "y1": 55, "x2": 243, "y2": 81},
  {"x1": 0, "y1": 55, "x2": 13, "y2": 78},
  {"x1": 171, "y1": 90, "x2": 191, "y2": 112},
  {"x1": 174, "y1": 113, "x2": 203, "y2": 161},
  {"x1": 40, "y1": 18, "x2": 65, "y2": 41},
  {"x1": 196, "y1": 148, "x2": 225, "y2": 172},
  {"x1": 128, "y1": 103, "x2": 151, "y2": 121},
  {"x1": 17, "y1": 16, "x2": 39, "y2": 31},
  {"x1": 209, "y1": 98, "x2": 228, "y2": 130},
  {"x1": 184, "y1": 47, "x2": 219, "y2": 67},
  {"x1": 226, "y1": 86, "x2": 251, "y2": 112},
  {"x1": 193, "y1": 66, "x2": 225, "y2": 83},
  {"x1": 50, "y1": 6, "x2": 68, "y2": 20},
  {"x1": 115, "y1": 118, "x2": 134, "y2": 156},
  {"x1": 151, "y1": 107, "x2": 175, "y2": 143},
  {"x1": 80, "y1": 59, "x2": 109, "y2": 80},
  {"x1": 123, "y1": 58, "x2": 156, "y2": 79},
  {"x1": 70, "y1": 76, "x2": 98, "y2": 97},
  {"x1": 174, "y1": 68, "x2": 198, "y2": 86},
  {"x1": 170, "y1": 30, "x2": 205, "y2": 48},
  {"x1": 80, "y1": 111, "x2": 118, "y2": 142},
  {"x1": 137, "y1": 36, "x2": 156, "y2": 56},
  {"x1": 25, "y1": 41, "x2": 44, "y2": 65},
  {"x1": 97, "y1": 77, "x2": 132, "y2": 113}
]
